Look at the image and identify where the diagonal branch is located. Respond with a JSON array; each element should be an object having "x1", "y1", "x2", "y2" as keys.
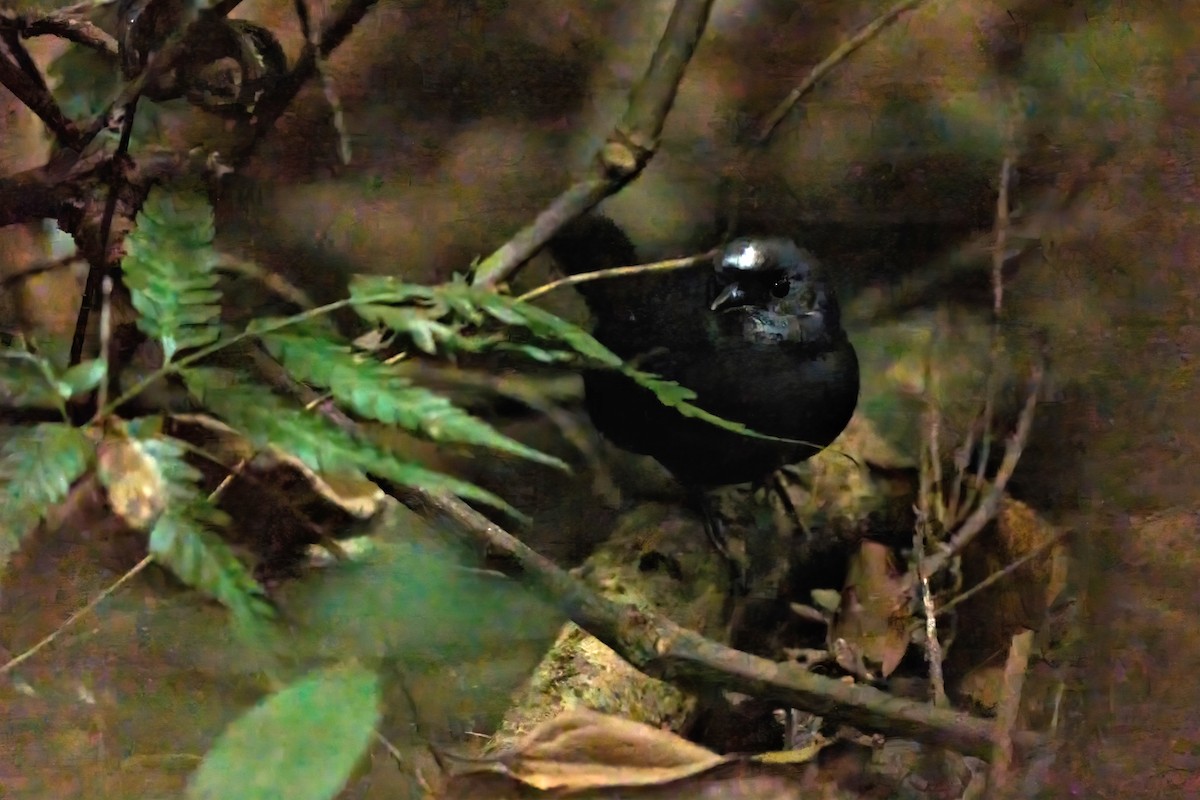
[
  {"x1": 229, "y1": 0, "x2": 380, "y2": 167},
  {"x1": 394, "y1": 479, "x2": 1042, "y2": 761},
  {"x1": 470, "y1": 0, "x2": 716, "y2": 290},
  {"x1": 0, "y1": 33, "x2": 81, "y2": 147},
  {"x1": 0, "y1": 8, "x2": 118, "y2": 56}
]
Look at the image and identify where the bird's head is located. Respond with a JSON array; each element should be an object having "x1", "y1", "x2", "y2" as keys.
[{"x1": 709, "y1": 238, "x2": 842, "y2": 344}]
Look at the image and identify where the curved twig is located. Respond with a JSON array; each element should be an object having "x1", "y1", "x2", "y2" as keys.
[{"x1": 470, "y1": 0, "x2": 717, "y2": 289}]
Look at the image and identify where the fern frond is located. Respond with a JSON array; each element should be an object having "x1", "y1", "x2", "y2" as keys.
[
  {"x1": 0, "y1": 424, "x2": 94, "y2": 543},
  {"x1": 183, "y1": 369, "x2": 522, "y2": 518},
  {"x1": 259, "y1": 329, "x2": 567, "y2": 470},
  {"x1": 1, "y1": 349, "x2": 66, "y2": 412},
  {"x1": 122, "y1": 187, "x2": 222, "y2": 364},
  {"x1": 135, "y1": 436, "x2": 273, "y2": 621},
  {"x1": 349, "y1": 277, "x2": 785, "y2": 442}
]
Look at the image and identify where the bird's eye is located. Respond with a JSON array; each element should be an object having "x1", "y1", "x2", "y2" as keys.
[{"x1": 770, "y1": 279, "x2": 791, "y2": 298}]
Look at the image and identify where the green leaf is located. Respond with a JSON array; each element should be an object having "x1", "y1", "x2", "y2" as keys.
[
  {"x1": 352, "y1": 304, "x2": 462, "y2": 355},
  {"x1": 122, "y1": 187, "x2": 223, "y2": 364},
  {"x1": 56, "y1": 358, "x2": 108, "y2": 400},
  {"x1": 348, "y1": 279, "x2": 790, "y2": 443},
  {"x1": 260, "y1": 329, "x2": 567, "y2": 470},
  {"x1": 466, "y1": 289, "x2": 623, "y2": 368},
  {"x1": 183, "y1": 369, "x2": 523, "y2": 518},
  {"x1": 0, "y1": 423, "x2": 93, "y2": 539},
  {"x1": 0, "y1": 350, "x2": 64, "y2": 411},
  {"x1": 134, "y1": 435, "x2": 273, "y2": 622},
  {"x1": 185, "y1": 662, "x2": 380, "y2": 800}
]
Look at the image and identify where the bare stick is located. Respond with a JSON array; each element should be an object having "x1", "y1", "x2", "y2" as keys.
[
  {"x1": 989, "y1": 629, "x2": 1035, "y2": 791},
  {"x1": 470, "y1": 0, "x2": 717, "y2": 289},
  {"x1": 920, "y1": 359, "x2": 1043, "y2": 579},
  {"x1": 0, "y1": 555, "x2": 154, "y2": 676},
  {"x1": 0, "y1": 32, "x2": 80, "y2": 147},
  {"x1": 394, "y1": 480, "x2": 1039, "y2": 761},
  {"x1": 229, "y1": 0, "x2": 378, "y2": 166},
  {"x1": 935, "y1": 526, "x2": 1073, "y2": 618},
  {"x1": 515, "y1": 251, "x2": 713, "y2": 303},
  {"x1": 756, "y1": 0, "x2": 930, "y2": 144},
  {"x1": 0, "y1": 8, "x2": 119, "y2": 56}
]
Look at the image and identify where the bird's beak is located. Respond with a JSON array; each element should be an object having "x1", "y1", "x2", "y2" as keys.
[{"x1": 710, "y1": 282, "x2": 747, "y2": 311}]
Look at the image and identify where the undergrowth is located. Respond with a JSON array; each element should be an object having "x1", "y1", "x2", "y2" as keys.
[{"x1": 0, "y1": 183, "x2": 754, "y2": 799}]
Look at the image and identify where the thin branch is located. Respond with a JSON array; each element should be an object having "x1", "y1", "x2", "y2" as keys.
[
  {"x1": 229, "y1": 0, "x2": 381, "y2": 166},
  {"x1": 989, "y1": 629, "x2": 1035, "y2": 790},
  {"x1": 515, "y1": 251, "x2": 713, "y2": 303},
  {"x1": 0, "y1": 554, "x2": 153, "y2": 677},
  {"x1": 470, "y1": 0, "x2": 717, "y2": 289},
  {"x1": 0, "y1": 33, "x2": 81, "y2": 147},
  {"x1": 0, "y1": 150, "x2": 107, "y2": 228},
  {"x1": 393, "y1": 479, "x2": 1041, "y2": 761},
  {"x1": 935, "y1": 526, "x2": 1073, "y2": 618},
  {"x1": 756, "y1": 0, "x2": 929, "y2": 144},
  {"x1": 919, "y1": 358, "x2": 1043, "y2": 579},
  {"x1": 0, "y1": 8, "x2": 119, "y2": 56},
  {"x1": 69, "y1": 0, "x2": 247, "y2": 157}
]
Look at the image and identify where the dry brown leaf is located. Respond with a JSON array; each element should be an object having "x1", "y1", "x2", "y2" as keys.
[
  {"x1": 832, "y1": 541, "x2": 914, "y2": 679},
  {"x1": 96, "y1": 433, "x2": 167, "y2": 531},
  {"x1": 501, "y1": 709, "x2": 731, "y2": 792}
]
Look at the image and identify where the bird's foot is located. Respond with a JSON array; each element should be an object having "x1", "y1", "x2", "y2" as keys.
[{"x1": 692, "y1": 489, "x2": 750, "y2": 593}]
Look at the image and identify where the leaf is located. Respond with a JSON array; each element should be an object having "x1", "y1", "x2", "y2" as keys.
[
  {"x1": 347, "y1": 279, "x2": 792, "y2": 443},
  {"x1": 183, "y1": 369, "x2": 522, "y2": 518},
  {"x1": 260, "y1": 329, "x2": 567, "y2": 469},
  {"x1": 185, "y1": 662, "x2": 380, "y2": 800},
  {"x1": 624, "y1": 369, "x2": 799, "y2": 443},
  {"x1": 352, "y1": 304, "x2": 462, "y2": 355},
  {"x1": 56, "y1": 358, "x2": 108, "y2": 400},
  {"x1": 465, "y1": 289, "x2": 622, "y2": 368},
  {"x1": 0, "y1": 423, "x2": 94, "y2": 538},
  {"x1": 0, "y1": 350, "x2": 64, "y2": 411},
  {"x1": 130, "y1": 435, "x2": 273, "y2": 622},
  {"x1": 122, "y1": 187, "x2": 223, "y2": 364},
  {"x1": 96, "y1": 431, "x2": 168, "y2": 530}
]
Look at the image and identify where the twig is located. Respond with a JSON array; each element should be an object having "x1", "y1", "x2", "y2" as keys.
[
  {"x1": 515, "y1": 251, "x2": 713, "y2": 303},
  {"x1": 0, "y1": 555, "x2": 153, "y2": 676},
  {"x1": 916, "y1": 331, "x2": 947, "y2": 707},
  {"x1": 935, "y1": 527, "x2": 1073, "y2": 618},
  {"x1": 69, "y1": 95, "x2": 140, "y2": 365},
  {"x1": 229, "y1": 0, "x2": 381, "y2": 166},
  {"x1": 0, "y1": 31, "x2": 81, "y2": 147},
  {"x1": 0, "y1": 8, "x2": 119, "y2": 56},
  {"x1": 70, "y1": 0, "x2": 247, "y2": 157},
  {"x1": 393, "y1": 480, "x2": 1040, "y2": 761},
  {"x1": 0, "y1": 253, "x2": 83, "y2": 291},
  {"x1": 967, "y1": 156, "x2": 1014, "y2": 506},
  {"x1": 470, "y1": 0, "x2": 716, "y2": 289},
  {"x1": 96, "y1": 275, "x2": 113, "y2": 412},
  {"x1": 989, "y1": 629, "x2": 1035, "y2": 791},
  {"x1": 755, "y1": 0, "x2": 930, "y2": 144},
  {"x1": 293, "y1": 0, "x2": 350, "y2": 166},
  {"x1": 919, "y1": 359, "x2": 1043, "y2": 579}
]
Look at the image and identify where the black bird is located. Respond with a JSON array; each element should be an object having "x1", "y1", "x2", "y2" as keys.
[{"x1": 548, "y1": 214, "x2": 860, "y2": 491}]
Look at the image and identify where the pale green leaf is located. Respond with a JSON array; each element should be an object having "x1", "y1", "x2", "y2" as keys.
[
  {"x1": 183, "y1": 369, "x2": 522, "y2": 518},
  {"x1": 56, "y1": 358, "x2": 108, "y2": 400},
  {"x1": 0, "y1": 423, "x2": 93, "y2": 539},
  {"x1": 186, "y1": 663, "x2": 380, "y2": 800},
  {"x1": 260, "y1": 330, "x2": 567, "y2": 469},
  {"x1": 122, "y1": 187, "x2": 223, "y2": 363}
]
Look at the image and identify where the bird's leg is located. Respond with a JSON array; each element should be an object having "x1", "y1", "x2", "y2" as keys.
[
  {"x1": 767, "y1": 466, "x2": 808, "y2": 537},
  {"x1": 690, "y1": 487, "x2": 749, "y2": 593}
]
